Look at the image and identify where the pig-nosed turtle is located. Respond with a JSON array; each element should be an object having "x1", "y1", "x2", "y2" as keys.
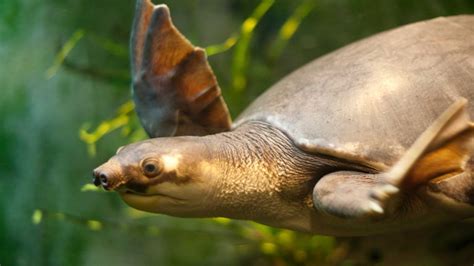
[{"x1": 93, "y1": 0, "x2": 474, "y2": 236}]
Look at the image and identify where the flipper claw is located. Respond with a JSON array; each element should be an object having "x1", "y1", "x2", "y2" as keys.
[{"x1": 366, "y1": 201, "x2": 384, "y2": 215}]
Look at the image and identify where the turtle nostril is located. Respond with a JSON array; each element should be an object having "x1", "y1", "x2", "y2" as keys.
[
  {"x1": 92, "y1": 167, "x2": 117, "y2": 190},
  {"x1": 92, "y1": 170, "x2": 101, "y2": 186},
  {"x1": 99, "y1": 173, "x2": 108, "y2": 186},
  {"x1": 93, "y1": 176, "x2": 101, "y2": 186}
]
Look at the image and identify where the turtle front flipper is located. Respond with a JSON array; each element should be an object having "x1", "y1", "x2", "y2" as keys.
[
  {"x1": 131, "y1": 0, "x2": 231, "y2": 138},
  {"x1": 313, "y1": 171, "x2": 393, "y2": 218},
  {"x1": 313, "y1": 99, "x2": 474, "y2": 219}
]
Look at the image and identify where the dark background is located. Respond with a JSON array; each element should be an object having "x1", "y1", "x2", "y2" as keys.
[{"x1": 1, "y1": 0, "x2": 474, "y2": 265}]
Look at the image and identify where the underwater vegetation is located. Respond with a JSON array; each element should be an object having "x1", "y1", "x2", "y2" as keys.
[{"x1": 1, "y1": 0, "x2": 474, "y2": 265}]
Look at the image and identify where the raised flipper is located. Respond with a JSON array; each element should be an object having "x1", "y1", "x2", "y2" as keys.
[
  {"x1": 131, "y1": 0, "x2": 231, "y2": 138},
  {"x1": 313, "y1": 99, "x2": 474, "y2": 218}
]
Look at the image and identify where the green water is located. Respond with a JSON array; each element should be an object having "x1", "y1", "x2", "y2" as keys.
[{"x1": 1, "y1": 0, "x2": 474, "y2": 265}]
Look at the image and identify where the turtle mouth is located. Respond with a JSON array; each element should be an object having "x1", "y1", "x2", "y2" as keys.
[
  {"x1": 121, "y1": 189, "x2": 185, "y2": 202},
  {"x1": 115, "y1": 185, "x2": 184, "y2": 201},
  {"x1": 94, "y1": 178, "x2": 127, "y2": 191},
  {"x1": 92, "y1": 171, "x2": 185, "y2": 202}
]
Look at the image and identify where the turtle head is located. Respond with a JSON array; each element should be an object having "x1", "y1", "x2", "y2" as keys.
[{"x1": 93, "y1": 137, "x2": 216, "y2": 217}]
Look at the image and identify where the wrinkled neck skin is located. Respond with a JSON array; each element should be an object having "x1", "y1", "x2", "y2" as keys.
[{"x1": 196, "y1": 122, "x2": 335, "y2": 233}]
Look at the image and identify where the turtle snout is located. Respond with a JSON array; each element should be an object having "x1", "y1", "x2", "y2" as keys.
[
  {"x1": 92, "y1": 169, "x2": 108, "y2": 188},
  {"x1": 93, "y1": 166, "x2": 120, "y2": 190}
]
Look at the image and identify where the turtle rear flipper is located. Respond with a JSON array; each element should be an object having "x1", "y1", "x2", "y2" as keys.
[
  {"x1": 131, "y1": 0, "x2": 231, "y2": 138},
  {"x1": 313, "y1": 99, "x2": 474, "y2": 219},
  {"x1": 426, "y1": 168, "x2": 474, "y2": 212}
]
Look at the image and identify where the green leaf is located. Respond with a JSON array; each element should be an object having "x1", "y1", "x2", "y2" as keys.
[
  {"x1": 269, "y1": 0, "x2": 316, "y2": 60},
  {"x1": 46, "y1": 29, "x2": 86, "y2": 79},
  {"x1": 232, "y1": 0, "x2": 275, "y2": 91},
  {"x1": 80, "y1": 184, "x2": 100, "y2": 192}
]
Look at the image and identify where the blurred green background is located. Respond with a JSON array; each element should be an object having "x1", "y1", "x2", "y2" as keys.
[{"x1": 2, "y1": 0, "x2": 474, "y2": 265}]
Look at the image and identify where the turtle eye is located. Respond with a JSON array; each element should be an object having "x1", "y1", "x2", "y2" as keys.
[{"x1": 141, "y1": 159, "x2": 162, "y2": 178}]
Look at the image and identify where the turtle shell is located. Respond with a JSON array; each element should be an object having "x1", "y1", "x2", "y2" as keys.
[{"x1": 234, "y1": 15, "x2": 474, "y2": 170}]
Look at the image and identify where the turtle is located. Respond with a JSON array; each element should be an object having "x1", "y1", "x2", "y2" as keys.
[{"x1": 93, "y1": 0, "x2": 474, "y2": 236}]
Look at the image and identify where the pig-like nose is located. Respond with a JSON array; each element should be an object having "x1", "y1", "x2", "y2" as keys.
[{"x1": 93, "y1": 168, "x2": 112, "y2": 190}]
